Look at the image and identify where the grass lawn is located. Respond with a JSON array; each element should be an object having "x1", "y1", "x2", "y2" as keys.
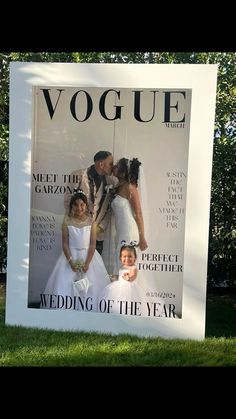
[{"x1": 0, "y1": 283, "x2": 235, "y2": 366}]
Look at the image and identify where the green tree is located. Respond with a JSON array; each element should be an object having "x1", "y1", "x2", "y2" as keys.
[
  {"x1": 0, "y1": 52, "x2": 75, "y2": 270},
  {"x1": 162, "y1": 53, "x2": 236, "y2": 287},
  {"x1": 0, "y1": 52, "x2": 235, "y2": 287},
  {"x1": 0, "y1": 53, "x2": 11, "y2": 270}
]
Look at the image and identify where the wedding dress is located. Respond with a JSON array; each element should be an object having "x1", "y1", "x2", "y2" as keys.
[
  {"x1": 99, "y1": 265, "x2": 148, "y2": 316},
  {"x1": 40, "y1": 223, "x2": 110, "y2": 311},
  {"x1": 100, "y1": 194, "x2": 166, "y2": 317},
  {"x1": 111, "y1": 195, "x2": 139, "y2": 275}
]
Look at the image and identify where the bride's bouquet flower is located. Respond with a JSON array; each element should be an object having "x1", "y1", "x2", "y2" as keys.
[
  {"x1": 72, "y1": 259, "x2": 85, "y2": 280},
  {"x1": 73, "y1": 259, "x2": 84, "y2": 271}
]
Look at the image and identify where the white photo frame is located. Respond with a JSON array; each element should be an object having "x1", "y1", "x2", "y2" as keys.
[{"x1": 6, "y1": 63, "x2": 217, "y2": 339}]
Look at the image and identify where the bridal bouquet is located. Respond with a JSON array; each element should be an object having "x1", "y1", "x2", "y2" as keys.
[
  {"x1": 72, "y1": 259, "x2": 90, "y2": 296},
  {"x1": 72, "y1": 259, "x2": 84, "y2": 273}
]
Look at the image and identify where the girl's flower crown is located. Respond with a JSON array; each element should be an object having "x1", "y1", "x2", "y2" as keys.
[{"x1": 73, "y1": 188, "x2": 86, "y2": 196}]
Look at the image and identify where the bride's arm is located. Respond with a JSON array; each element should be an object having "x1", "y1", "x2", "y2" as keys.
[{"x1": 129, "y1": 184, "x2": 148, "y2": 251}]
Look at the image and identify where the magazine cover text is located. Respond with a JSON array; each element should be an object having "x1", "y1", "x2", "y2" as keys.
[{"x1": 29, "y1": 86, "x2": 191, "y2": 319}]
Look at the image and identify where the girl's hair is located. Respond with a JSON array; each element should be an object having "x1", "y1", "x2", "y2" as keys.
[
  {"x1": 116, "y1": 157, "x2": 141, "y2": 186},
  {"x1": 119, "y1": 244, "x2": 137, "y2": 259},
  {"x1": 69, "y1": 190, "x2": 88, "y2": 215}
]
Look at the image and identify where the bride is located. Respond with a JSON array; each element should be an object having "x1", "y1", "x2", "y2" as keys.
[
  {"x1": 100, "y1": 157, "x2": 159, "y2": 317},
  {"x1": 99, "y1": 157, "x2": 168, "y2": 317},
  {"x1": 111, "y1": 157, "x2": 148, "y2": 276}
]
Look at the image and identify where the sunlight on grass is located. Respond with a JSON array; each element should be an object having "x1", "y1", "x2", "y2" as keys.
[{"x1": 0, "y1": 284, "x2": 236, "y2": 366}]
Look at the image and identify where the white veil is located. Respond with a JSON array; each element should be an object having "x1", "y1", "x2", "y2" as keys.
[
  {"x1": 138, "y1": 164, "x2": 150, "y2": 242},
  {"x1": 102, "y1": 209, "x2": 116, "y2": 276},
  {"x1": 102, "y1": 159, "x2": 150, "y2": 277}
]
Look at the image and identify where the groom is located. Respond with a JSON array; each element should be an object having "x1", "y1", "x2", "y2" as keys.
[{"x1": 64, "y1": 150, "x2": 117, "y2": 254}]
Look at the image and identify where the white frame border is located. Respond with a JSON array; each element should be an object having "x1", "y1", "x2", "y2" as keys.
[{"x1": 6, "y1": 63, "x2": 218, "y2": 340}]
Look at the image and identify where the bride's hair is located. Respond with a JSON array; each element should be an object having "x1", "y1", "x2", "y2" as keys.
[{"x1": 117, "y1": 157, "x2": 141, "y2": 186}]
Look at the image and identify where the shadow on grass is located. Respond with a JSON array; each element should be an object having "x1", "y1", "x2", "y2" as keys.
[{"x1": 205, "y1": 293, "x2": 236, "y2": 338}]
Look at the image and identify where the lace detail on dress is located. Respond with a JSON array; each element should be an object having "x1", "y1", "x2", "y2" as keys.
[{"x1": 62, "y1": 214, "x2": 92, "y2": 229}]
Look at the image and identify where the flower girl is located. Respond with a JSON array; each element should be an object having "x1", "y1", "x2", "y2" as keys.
[{"x1": 40, "y1": 190, "x2": 110, "y2": 311}]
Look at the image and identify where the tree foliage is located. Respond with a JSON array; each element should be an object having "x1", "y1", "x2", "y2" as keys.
[{"x1": 0, "y1": 52, "x2": 235, "y2": 286}]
